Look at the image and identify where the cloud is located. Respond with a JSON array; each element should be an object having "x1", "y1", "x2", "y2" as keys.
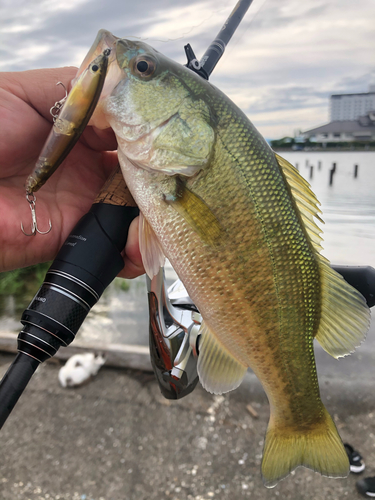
[{"x1": 1, "y1": 0, "x2": 374, "y2": 138}]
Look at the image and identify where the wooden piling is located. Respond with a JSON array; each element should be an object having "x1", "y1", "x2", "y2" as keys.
[
  {"x1": 310, "y1": 166, "x2": 313, "y2": 179},
  {"x1": 318, "y1": 161, "x2": 322, "y2": 170},
  {"x1": 354, "y1": 164, "x2": 358, "y2": 178},
  {"x1": 329, "y1": 169, "x2": 335, "y2": 186}
]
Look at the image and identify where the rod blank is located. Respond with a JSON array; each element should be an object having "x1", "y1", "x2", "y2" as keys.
[
  {"x1": 200, "y1": 0, "x2": 254, "y2": 76},
  {"x1": 0, "y1": 353, "x2": 39, "y2": 429}
]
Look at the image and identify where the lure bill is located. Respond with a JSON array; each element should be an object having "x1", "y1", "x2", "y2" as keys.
[{"x1": 25, "y1": 50, "x2": 110, "y2": 193}]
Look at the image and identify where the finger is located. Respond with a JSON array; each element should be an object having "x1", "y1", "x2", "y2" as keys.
[
  {"x1": 118, "y1": 260, "x2": 145, "y2": 280},
  {"x1": 0, "y1": 67, "x2": 79, "y2": 122},
  {"x1": 80, "y1": 125, "x2": 117, "y2": 152},
  {"x1": 117, "y1": 216, "x2": 145, "y2": 279}
]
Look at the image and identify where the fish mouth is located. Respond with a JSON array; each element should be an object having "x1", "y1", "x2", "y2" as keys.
[
  {"x1": 74, "y1": 30, "x2": 119, "y2": 81},
  {"x1": 73, "y1": 30, "x2": 124, "y2": 103}
]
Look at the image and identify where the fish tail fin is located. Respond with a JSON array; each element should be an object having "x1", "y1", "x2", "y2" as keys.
[{"x1": 261, "y1": 406, "x2": 349, "y2": 488}]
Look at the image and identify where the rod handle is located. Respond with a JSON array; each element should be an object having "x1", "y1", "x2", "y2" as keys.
[{"x1": 94, "y1": 164, "x2": 137, "y2": 207}]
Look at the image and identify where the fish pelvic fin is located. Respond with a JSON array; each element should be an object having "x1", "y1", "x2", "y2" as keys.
[
  {"x1": 262, "y1": 406, "x2": 349, "y2": 488},
  {"x1": 275, "y1": 152, "x2": 370, "y2": 357},
  {"x1": 139, "y1": 212, "x2": 165, "y2": 279},
  {"x1": 197, "y1": 321, "x2": 247, "y2": 394}
]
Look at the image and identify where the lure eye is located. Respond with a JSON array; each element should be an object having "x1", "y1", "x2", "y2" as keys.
[{"x1": 134, "y1": 57, "x2": 156, "y2": 77}]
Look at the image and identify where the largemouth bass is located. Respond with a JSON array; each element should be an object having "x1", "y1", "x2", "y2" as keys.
[{"x1": 85, "y1": 36, "x2": 370, "y2": 487}]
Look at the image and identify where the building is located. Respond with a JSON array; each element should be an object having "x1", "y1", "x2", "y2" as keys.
[
  {"x1": 302, "y1": 112, "x2": 375, "y2": 143},
  {"x1": 330, "y1": 85, "x2": 375, "y2": 121},
  {"x1": 301, "y1": 85, "x2": 375, "y2": 143}
]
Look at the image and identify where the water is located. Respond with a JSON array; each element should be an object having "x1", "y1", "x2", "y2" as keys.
[
  {"x1": 1, "y1": 151, "x2": 374, "y2": 348},
  {"x1": 280, "y1": 151, "x2": 375, "y2": 268}
]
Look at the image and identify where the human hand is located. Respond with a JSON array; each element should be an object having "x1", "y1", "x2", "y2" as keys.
[{"x1": 0, "y1": 67, "x2": 144, "y2": 279}]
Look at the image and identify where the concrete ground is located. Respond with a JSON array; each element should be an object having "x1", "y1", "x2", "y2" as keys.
[{"x1": 0, "y1": 315, "x2": 375, "y2": 500}]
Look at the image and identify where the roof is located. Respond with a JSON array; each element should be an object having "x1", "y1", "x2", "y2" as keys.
[
  {"x1": 303, "y1": 118, "x2": 375, "y2": 136},
  {"x1": 331, "y1": 92, "x2": 375, "y2": 99}
]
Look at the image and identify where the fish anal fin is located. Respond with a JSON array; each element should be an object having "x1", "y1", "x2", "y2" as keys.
[
  {"x1": 197, "y1": 321, "x2": 247, "y2": 394},
  {"x1": 315, "y1": 259, "x2": 370, "y2": 357},
  {"x1": 262, "y1": 406, "x2": 349, "y2": 488},
  {"x1": 165, "y1": 180, "x2": 224, "y2": 247},
  {"x1": 139, "y1": 212, "x2": 165, "y2": 279}
]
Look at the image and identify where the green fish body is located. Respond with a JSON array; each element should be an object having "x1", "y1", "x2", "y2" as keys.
[{"x1": 88, "y1": 37, "x2": 370, "y2": 487}]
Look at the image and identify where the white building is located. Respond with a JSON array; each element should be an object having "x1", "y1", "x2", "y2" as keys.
[
  {"x1": 330, "y1": 85, "x2": 375, "y2": 121},
  {"x1": 302, "y1": 112, "x2": 375, "y2": 143}
]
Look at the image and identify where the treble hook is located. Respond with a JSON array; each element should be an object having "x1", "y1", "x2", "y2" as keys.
[
  {"x1": 50, "y1": 82, "x2": 68, "y2": 122},
  {"x1": 21, "y1": 193, "x2": 52, "y2": 236}
]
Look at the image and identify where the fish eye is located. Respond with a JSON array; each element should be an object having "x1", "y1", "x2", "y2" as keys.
[
  {"x1": 137, "y1": 61, "x2": 148, "y2": 72},
  {"x1": 91, "y1": 64, "x2": 99, "y2": 72},
  {"x1": 134, "y1": 56, "x2": 156, "y2": 77}
]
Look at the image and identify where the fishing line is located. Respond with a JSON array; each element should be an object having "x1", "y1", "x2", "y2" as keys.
[
  {"x1": 221, "y1": 0, "x2": 269, "y2": 60},
  {"x1": 138, "y1": 1, "x2": 230, "y2": 45}
]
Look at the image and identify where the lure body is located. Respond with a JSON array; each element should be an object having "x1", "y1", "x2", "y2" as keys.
[{"x1": 25, "y1": 50, "x2": 110, "y2": 193}]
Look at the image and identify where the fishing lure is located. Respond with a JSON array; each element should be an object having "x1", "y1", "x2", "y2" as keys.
[{"x1": 22, "y1": 49, "x2": 111, "y2": 235}]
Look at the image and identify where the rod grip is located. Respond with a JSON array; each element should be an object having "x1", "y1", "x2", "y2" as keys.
[{"x1": 94, "y1": 164, "x2": 137, "y2": 207}]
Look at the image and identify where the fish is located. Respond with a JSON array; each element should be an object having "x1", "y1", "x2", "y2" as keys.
[
  {"x1": 25, "y1": 50, "x2": 111, "y2": 193},
  {"x1": 83, "y1": 36, "x2": 370, "y2": 487}
]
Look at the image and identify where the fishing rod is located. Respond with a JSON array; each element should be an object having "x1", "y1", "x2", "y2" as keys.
[
  {"x1": 185, "y1": 0, "x2": 253, "y2": 78},
  {"x1": 0, "y1": 0, "x2": 255, "y2": 429}
]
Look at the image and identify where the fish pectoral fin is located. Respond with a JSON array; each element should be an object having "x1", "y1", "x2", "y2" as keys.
[
  {"x1": 315, "y1": 258, "x2": 370, "y2": 358},
  {"x1": 262, "y1": 406, "x2": 349, "y2": 488},
  {"x1": 165, "y1": 180, "x2": 224, "y2": 247},
  {"x1": 197, "y1": 321, "x2": 247, "y2": 394},
  {"x1": 139, "y1": 212, "x2": 165, "y2": 278}
]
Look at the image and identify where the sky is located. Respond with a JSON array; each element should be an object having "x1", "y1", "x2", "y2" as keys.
[{"x1": 1, "y1": 0, "x2": 375, "y2": 139}]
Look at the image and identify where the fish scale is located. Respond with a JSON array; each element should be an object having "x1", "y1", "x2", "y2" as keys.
[
  {"x1": 86, "y1": 36, "x2": 369, "y2": 487},
  {"x1": 187, "y1": 88, "x2": 322, "y2": 424}
]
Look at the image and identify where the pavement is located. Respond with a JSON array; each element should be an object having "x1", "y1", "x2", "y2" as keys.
[{"x1": 0, "y1": 315, "x2": 374, "y2": 500}]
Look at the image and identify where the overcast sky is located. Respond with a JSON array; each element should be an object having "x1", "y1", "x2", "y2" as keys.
[{"x1": 1, "y1": 0, "x2": 374, "y2": 138}]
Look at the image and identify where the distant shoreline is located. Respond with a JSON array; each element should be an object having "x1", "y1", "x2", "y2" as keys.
[{"x1": 273, "y1": 147, "x2": 375, "y2": 153}]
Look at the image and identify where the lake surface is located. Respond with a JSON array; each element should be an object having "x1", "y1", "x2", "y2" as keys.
[
  {"x1": 1, "y1": 151, "x2": 374, "y2": 347},
  {"x1": 281, "y1": 151, "x2": 375, "y2": 268}
]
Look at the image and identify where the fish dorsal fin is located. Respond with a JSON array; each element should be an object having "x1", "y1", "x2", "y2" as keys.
[
  {"x1": 165, "y1": 179, "x2": 224, "y2": 247},
  {"x1": 197, "y1": 321, "x2": 248, "y2": 394},
  {"x1": 275, "y1": 153, "x2": 324, "y2": 252},
  {"x1": 139, "y1": 212, "x2": 165, "y2": 279},
  {"x1": 275, "y1": 152, "x2": 370, "y2": 358}
]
